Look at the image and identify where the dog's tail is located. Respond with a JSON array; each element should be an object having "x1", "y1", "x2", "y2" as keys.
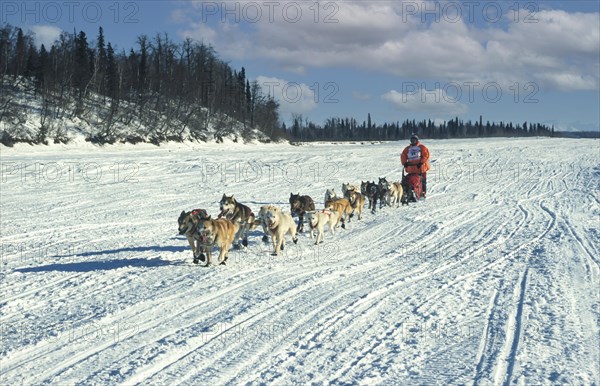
[{"x1": 247, "y1": 213, "x2": 258, "y2": 230}]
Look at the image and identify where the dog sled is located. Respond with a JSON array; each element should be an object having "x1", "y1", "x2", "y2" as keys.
[{"x1": 401, "y1": 170, "x2": 424, "y2": 203}]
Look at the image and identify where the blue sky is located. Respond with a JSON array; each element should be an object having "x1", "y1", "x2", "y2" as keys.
[{"x1": 4, "y1": 0, "x2": 599, "y2": 131}]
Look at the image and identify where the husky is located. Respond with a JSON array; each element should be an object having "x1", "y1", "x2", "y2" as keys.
[
  {"x1": 342, "y1": 183, "x2": 358, "y2": 199},
  {"x1": 360, "y1": 181, "x2": 368, "y2": 196},
  {"x1": 218, "y1": 194, "x2": 256, "y2": 248},
  {"x1": 306, "y1": 210, "x2": 340, "y2": 244},
  {"x1": 256, "y1": 204, "x2": 279, "y2": 243},
  {"x1": 389, "y1": 181, "x2": 404, "y2": 207},
  {"x1": 178, "y1": 209, "x2": 211, "y2": 263},
  {"x1": 261, "y1": 205, "x2": 298, "y2": 256},
  {"x1": 363, "y1": 181, "x2": 380, "y2": 213},
  {"x1": 324, "y1": 188, "x2": 338, "y2": 206},
  {"x1": 348, "y1": 189, "x2": 365, "y2": 220},
  {"x1": 289, "y1": 193, "x2": 315, "y2": 233},
  {"x1": 378, "y1": 177, "x2": 392, "y2": 208},
  {"x1": 325, "y1": 197, "x2": 354, "y2": 229},
  {"x1": 198, "y1": 218, "x2": 239, "y2": 266}
]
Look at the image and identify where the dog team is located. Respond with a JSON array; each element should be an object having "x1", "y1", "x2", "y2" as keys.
[{"x1": 178, "y1": 178, "x2": 416, "y2": 267}]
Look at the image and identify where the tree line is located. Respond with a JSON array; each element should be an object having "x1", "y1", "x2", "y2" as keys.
[
  {"x1": 0, "y1": 24, "x2": 283, "y2": 145},
  {"x1": 1, "y1": 23, "x2": 579, "y2": 146},
  {"x1": 285, "y1": 113, "x2": 556, "y2": 142}
]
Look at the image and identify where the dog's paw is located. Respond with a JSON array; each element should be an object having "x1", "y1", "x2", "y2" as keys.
[
  {"x1": 198, "y1": 253, "x2": 206, "y2": 262},
  {"x1": 242, "y1": 239, "x2": 248, "y2": 247},
  {"x1": 341, "y1": 223, "x2": 346, "y2": 229},
  {"x1": 193, "y1": 258, "x2": 199, "y2": 264},
  {"x1": 293, "y1": 238, "x2": 298, "y2": 244},
  {"x1": 281, "y1": 243, "x2": 285, "y2": 250},
  {"x1": 220, "y1": 261, "x2": 227, "y2": 266},
  {"x1": 261, "y1": 235, "x2": 269, "y2": 243},
  {"x1": 271, "y1": 252, "x2": 278, "y2": 256}
]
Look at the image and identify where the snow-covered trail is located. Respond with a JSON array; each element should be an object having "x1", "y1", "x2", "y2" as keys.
[{"x1": 1, "y1": 138, "x2": 598, "y2": 385}]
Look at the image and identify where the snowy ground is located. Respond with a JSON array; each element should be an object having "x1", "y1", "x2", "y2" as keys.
[{"x1": 1, "y1": 138, "x2": 599, "y2": 385}]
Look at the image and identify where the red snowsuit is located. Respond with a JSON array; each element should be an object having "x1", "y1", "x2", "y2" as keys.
[
  {"x1": 401, "y1": 141, "x2": 430, "y2": 174},
  {"x1": 401, "y1": 141, "x2": 430, "y2": 195}
]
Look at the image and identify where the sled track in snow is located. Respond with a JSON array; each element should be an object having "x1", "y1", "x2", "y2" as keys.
[
  {"x1": 502, "y1": 268, "x2": 529, "y2": 386},
  {"x1": 122, "y1": 208, "x2": 463, "y2": 385},
  {"x1": 118, "y1": 198, "x2": 502, "y2": 379},
  {"x1": 1, "y1": 139, "x2": 598, "y2": 385}
]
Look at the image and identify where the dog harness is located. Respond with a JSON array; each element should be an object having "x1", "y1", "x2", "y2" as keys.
[{"x1": 191, "y1": 209, "x2": 208, "y2": 218}]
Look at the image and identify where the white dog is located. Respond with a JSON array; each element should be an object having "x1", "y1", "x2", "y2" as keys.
[
  {"x1": 389, "y1": 181, "x2": 404, "y2": 207},
  {"x1": 261, "y1": 205, "x2": 298, "y2": 255},
  {"x1": 256, "y1": 204, "x2": 279, "y2": 243},
  {"x1": 306, "y1": 210, "x2": 340, "y2": 245}
]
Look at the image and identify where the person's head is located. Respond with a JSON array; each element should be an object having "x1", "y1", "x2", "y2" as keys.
[{"x1": 410, "y1": 134, "x2": 419, "y2": 145}]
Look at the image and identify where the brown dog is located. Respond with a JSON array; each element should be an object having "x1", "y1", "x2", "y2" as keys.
[
  {"x1": 325, "y1": 198, "x2": 354, "y2": 229},
  {"x1": 199, "y1": 218, "x2": 240, "y2": 266},
  {"x1": 348, "y1": 190, "x2": 365, "y2": 220},
  {"x1": 178, "y1": 209, "x2": 211, "y2": 263}
]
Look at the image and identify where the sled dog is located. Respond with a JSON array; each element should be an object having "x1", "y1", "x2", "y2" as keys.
[
  {"x1": 325, "y1": 197, "x2": 354, "y2": 228},
  {"x1": 198, "y1": 218, "x2": 239, "y2": 266},
  {"x1": 178, "y1": 208, "x2": 211, "y2": 263},
  {"x1": 324, "y1": 188, "x2": 338, "y2": 206},
  {"x1": 289, "y1": 193, "x2": 315, "y2": 233},
  {"x1": 256, "y1": 204, "x2": 279, "y2": 243},
  {"x1": 219, "y1": 194, "x2": 256, "y2": 247},
  {"x1": 362, "y1": 181, "x2": 380, "y2": 213},
  {"x1": 390, "y1": 181, "x2": 403, "y2": 207},
  {"x1": 306, "y1": 210, "x2": 340, "y2": 245},
  {"x1": 378, "y1": 177, "x2": 392, "y2": 208},
  {"x1": 342, "y1": 183, "x2": 359, "y2": 199},
  {"x1": 348, "y1": 190, "x2": 365, "y2": 220},
  {"x1": 262, "y1": 205, "x2": 298, "y2": 255}
]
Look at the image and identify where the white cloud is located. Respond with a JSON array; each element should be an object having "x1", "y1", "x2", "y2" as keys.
[
  {"x1": 30, "y1": 25, "x2": 61, "y2": 49},
  {"x1": 483, "y1": 10, "x2": 600, "y2": 90},
  {"x1": 382, "y1": 89, "x2": 469, "y2": 117},
  {"x1": 536, "y1": 73, "x2": 599, "y2": 92},
  {"x1": 174, "y1": 2, "x2": 599, "y2": 92},
  {"x1": 256, "y1": 76, "x2": 317, "y2": 116}
]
